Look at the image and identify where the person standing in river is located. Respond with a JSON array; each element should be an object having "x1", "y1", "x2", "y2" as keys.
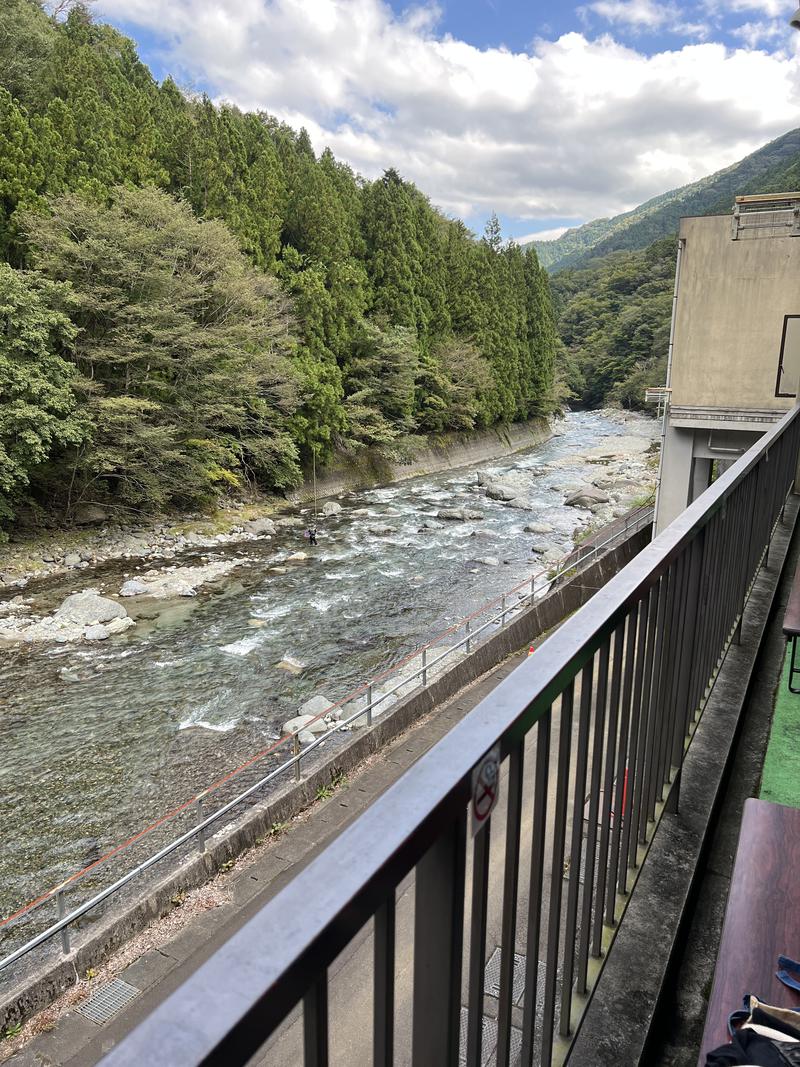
[{"x1": 306, "y1": 526, "x2": 318, "y2": 546}]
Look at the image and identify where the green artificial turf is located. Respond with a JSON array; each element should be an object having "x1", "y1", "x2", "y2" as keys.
[{"x1": 760, "y1": 647, "x2": 800, "y2": 809}]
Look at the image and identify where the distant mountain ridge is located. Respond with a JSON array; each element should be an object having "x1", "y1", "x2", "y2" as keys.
[{"x1": 532, "y1": 127, "x2": 800, "y2": 273}]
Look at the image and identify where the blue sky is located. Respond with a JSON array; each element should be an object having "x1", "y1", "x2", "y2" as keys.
[{"x1": 94, "y1": 0, "x2": 800, "y2": 243}]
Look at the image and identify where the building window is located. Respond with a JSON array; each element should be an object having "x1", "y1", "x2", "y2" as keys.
[{"x1": 776, "y1": 315, "x2": 800, "y2": 398}]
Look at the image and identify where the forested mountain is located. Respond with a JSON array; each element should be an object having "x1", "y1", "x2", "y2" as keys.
[
  {"x1": 550, "y1": 126, "x2": 800, "y2": 409},
  {"x1": 534, "y1": 127, "x2": 800, "y2": 274},
  {"x1": 0, "y1": 1, "x2": 559, "y2": 536}
]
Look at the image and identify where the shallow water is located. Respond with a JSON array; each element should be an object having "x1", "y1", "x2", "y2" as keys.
[{"x1": 0, "y1": 411, "x2": 653, "y2": 916}]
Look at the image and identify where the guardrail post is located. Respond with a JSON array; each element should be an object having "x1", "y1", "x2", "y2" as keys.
[
  {"x1": 293, "y1": 733, "x2": 301, "y2": 781},
  {"x1": 466, "y1": 619, "x2": 471, "y2": 653},
  {"x1": 530, "y1": 576, "x2": 535, "y2": 601},
  {"x1": 501, "y1": 595, "x2": 507, "y2": 627},
  {"x1": 422, "y1": 648, "x2": 427, "y2": 687},
  {"x1": 56, "y1": 890, "x2": 70, "y2": 955},
  {"x1": 367, "y1": 684, "x2": 373, "y2": 727},
  {"x1": 194, "y1": 796, "x2": 206, "y2": 854}
]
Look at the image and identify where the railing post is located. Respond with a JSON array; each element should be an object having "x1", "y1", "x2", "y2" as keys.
[
  {"x1": 465, "y1": 619, "x2": 471, "y2": 653},
  {"x1": 412, "y1": 816, "x2": 466, "y2": 1066},
  {"x1": 367, "y1": 684, "x2": 373, "y2": 727},
  {"x1": 421, "y1": 648, "x2": 427, "y2": 687},
  {"x1": 530, "y1": 576, "x2": 535, "y2": 601},
  {"x1": 195, "y1": 796, "x2": 207, "y2": 854},
  {"x1": 501, "y1": 594, "x2": 507, "y2": 627},
  {"x1": 293, "y1": 733, "x2": 301, "y2": 781},
  {"x1": 56, "y1": 889, "x2": 70, "y2": 956}
]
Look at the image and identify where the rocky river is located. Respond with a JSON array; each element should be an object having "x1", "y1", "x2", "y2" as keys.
[{"x1": 0, "y1": 409, "x2": 657, "y2": 930}]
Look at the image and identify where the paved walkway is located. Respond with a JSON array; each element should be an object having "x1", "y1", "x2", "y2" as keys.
[{"x1": 5, "y1": 647, "x2": 538, "y2": 1066}]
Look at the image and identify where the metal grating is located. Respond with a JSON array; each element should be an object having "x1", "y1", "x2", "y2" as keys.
[
  {"x1": 483, "y1": 946, "x2": 527, "y2": 1005},
  {"x1": 77, "y1": 978, "x2": 140, "y2": 1025},
  {"x1": 459, "y1": 1006, "x2": 498, "y2": 1066}
]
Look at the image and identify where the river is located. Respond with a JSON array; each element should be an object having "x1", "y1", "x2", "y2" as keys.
[{"x1": 0, "y1": 410, "x2": 655, "y2": 930}]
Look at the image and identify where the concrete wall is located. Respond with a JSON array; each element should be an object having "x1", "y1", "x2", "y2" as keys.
[
  {"x1": 671, "y1": 215, "x2": 800, "y2": 412},
  {"x1": 0, "y1": 524, "x2": 650, "y2": 1030},
  {"x1": 288, "y1": 418, "x2": 551, "y2": 503}
]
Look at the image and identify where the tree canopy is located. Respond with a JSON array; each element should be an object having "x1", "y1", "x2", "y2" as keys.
[{"x1": 0, "y1": 0, "x2": 559, "y2": 533}]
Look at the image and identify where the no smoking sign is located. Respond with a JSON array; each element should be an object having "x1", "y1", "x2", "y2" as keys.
[{"x1": 471, "y1": 743, "x2": 500, "y2": 836}]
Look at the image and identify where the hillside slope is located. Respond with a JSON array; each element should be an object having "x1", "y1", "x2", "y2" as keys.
[{"x1": 534, "y1": 127, "x2": 800, "y2": 273}]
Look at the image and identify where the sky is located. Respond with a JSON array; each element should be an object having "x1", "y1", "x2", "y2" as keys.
[{"x1": 91, "y1": 0, "x2": 800, "y2": 243}]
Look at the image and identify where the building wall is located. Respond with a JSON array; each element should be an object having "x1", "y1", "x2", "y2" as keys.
[{"x1": 671, "y1": 215, "x2": 800, "y2": 412}]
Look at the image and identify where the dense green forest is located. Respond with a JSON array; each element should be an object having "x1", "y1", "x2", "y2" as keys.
[
  {"x1": 551, "y1": 238, "x2": 675, "y2": 409},
  {"x1": 0, "y1": 0, "x2": 559, "y2": 535}
]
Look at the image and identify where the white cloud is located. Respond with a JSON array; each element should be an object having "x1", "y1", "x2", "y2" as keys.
[
  {"x1": 515, "y1": 226, "x2": 572, "y2": 243},
  {"x1": 728, "y1": 0, "x2": 792, "y2": 15},
  {"x1": 582, "y1": 0, "x2": 709, "y2": 38},
  {"x1": 94, "y1": 0, "x2": 800, "y2": 227},
  {"x1": 732, "y1": 18, "x2": 787, "y2": 46}
]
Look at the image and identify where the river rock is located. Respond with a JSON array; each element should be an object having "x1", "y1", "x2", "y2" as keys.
[
  {"x1": 63, "y1": 552, "x2": 82, "y2": 568},
  {"x1": 84, "y1": 623, "x2": 111, "y2": 641},
  {"x1": 73, "y1": 504, "x2": 110, "y2": 525},
  {"x1": 531, "y1": 540, "x2": 558, "y2": 555},
  {"x1": 104, "y1": 616, "x2": 135, "y2": 636},
  {"x1": 564, "y1": 486, "x2": 610, "y2": 508},
  {"x1": 525, "y1": 522, "x2": 554, "y2": 535},
  {"x1": 55, "y1": 592, "x2": 127, "y2": 626},
  {"x1": 277, "y1": 654, "x2": 305, "y2": 674},
  {"x1": 243, "y1": 517, "x2": 276, "y2": 536},
  {"x1": 117, "y1": 560, "x2": 241, "y2": 599},
  {"x1": 299, "y1": 694, "x2": 336, "y2": 722},
  {"x1": 285, "y1": 551, "x2": 308, "y2": 563},
  {"x1": 485, "y1": 482, "x2": 518, "y2": 502},
  {"x1": 477, "y1": 556, "x2": 500, "y2": 566},
  {"x1": 419, "y1": 519, "x2": 443, "y2": 530},
  {"x1": 505, "y1": 498, "x2": 533, "y2": 510},
  {"x1": 119, "y1": 579, "x2": 150, "y2": 597},
  {"x1": 368, "y1": 524, "x2": 395, "y2": 536},
  {"x1": 269, "y1": 566, "x2": 288, "y2": 575},
  {"x1": 438, "y1": 507, "x2": 484, "y2": 521},
  {"x1": 282, "y1": 713, "x2": 328, "y2": 737},
  {"x1": 298, "y1": 729, "x2": 316, "y2": 745},
  {"x1": 322, "y1": 501, "x2": 342, "y2": 517},
  {"x1": 275, "y1": 516, "x2": 303, "y2": 528}
]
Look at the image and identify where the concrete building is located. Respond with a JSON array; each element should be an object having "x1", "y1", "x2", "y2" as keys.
[{"x1": 655, "y1": 193, "x2": 800, "y2": 533}]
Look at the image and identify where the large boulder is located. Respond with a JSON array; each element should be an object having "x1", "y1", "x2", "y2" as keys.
[
  {"x1": 73, "y1": 504, "x2": 110, "y2": 525},
  {"x1": 299, "y1": 694, "x2": 337, "y2": 721},
  {"x1": 275, "y1": 516, "x2": 303, "y2": 528},
  {"x1": 437, "y1": 507, "x2": 484, "y2": 522},
  {"x1": 54, "y1": 592, "x2": 127, "y2": 626},
  {"x1": 485, "y1": 482, "x2": 518, "y2": 502},
  {"x1": 525, "y1": 522, "x2": 554, "y2": 535},
  {"x1": 322, "y1": 501, "x2": 342, "y2": 517},
  {"x1": 368, "y1": 524, "x2": 395, "y2": 536},
  {"x1": 243, "y1": 517, "x2": 276, "y2": 536},
  {"x1": 564, "y1": 486, "x2": 610, "y2": 508},
  {"x1": 282, "y1": 713, "x2": 328, "y2": 737}
]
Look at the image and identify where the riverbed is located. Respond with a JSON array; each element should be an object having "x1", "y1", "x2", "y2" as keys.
[{"x1": 0, "y1": 410, "x2": 656, "y2": 923}]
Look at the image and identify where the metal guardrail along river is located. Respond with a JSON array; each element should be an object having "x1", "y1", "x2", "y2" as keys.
[
  {"x1": 97, "y1": 404, "x2": 800, "y2": 1067},
  {"x1": 0, "y1": 504, "x2": 653, "y2": 977}
]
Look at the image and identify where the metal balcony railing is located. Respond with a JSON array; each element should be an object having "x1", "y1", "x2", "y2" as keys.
[{"x1": 99, "y1": 405, "x2": 800, "y2": 1067}]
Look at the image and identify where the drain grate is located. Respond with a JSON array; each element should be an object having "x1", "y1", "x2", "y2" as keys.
[
  {"x1": 484, "y1": 947, "x2": 527, "y2": 1005},
  {"x1": 459, "y1": 1006, "x2": 498, "y2": 1066},
  {"x1": 77, "y1": 978, "x2": 140, "y2": 1025}
]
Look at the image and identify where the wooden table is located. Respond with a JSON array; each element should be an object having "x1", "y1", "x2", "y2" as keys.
[{"x1": 698, "y1": 798, "x2": 800, "y2": 1064}]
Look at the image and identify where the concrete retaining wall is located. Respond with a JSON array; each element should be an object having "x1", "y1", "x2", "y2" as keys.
[
  {"x1": 288, "y1": 417, "x2": 551, "y2": 502},
  {"x1": 0, "y1": 522, "x2": 650, "y2": 1030}
]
